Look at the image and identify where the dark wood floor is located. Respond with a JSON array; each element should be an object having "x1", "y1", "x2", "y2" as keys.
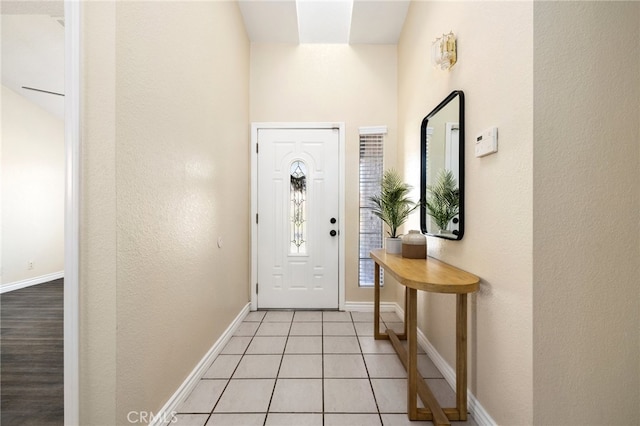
[{"x1": 1, "y1": 279, "x2": 64, "y2": 425}]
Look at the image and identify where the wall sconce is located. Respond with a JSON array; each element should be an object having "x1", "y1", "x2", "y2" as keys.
[{"x1": 431, "y1": 32, "x2": 457, "y2": 70}]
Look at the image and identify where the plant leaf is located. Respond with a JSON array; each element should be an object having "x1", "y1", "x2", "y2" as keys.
[
  {"x1": 425, "y1": 169, "x2": 459, "y2": 231},
  {"x1": 369, "y1": 169, "x2": 418, "y2": 238}
]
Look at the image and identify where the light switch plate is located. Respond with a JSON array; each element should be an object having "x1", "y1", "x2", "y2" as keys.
[{"x1": 475, "y1": 127, "x2": 498, "y2": 157}]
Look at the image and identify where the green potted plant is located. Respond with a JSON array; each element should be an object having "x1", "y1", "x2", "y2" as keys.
[
  {"x1": 425, "y1": 169, "x2": 460, "y2": 234},
  {"x1": 370, "y1": 169, "x2": 419, "y2": 254}
]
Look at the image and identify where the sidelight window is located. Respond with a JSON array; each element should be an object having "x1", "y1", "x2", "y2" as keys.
[{"x1": 358, "y1": 127, "x2": 386, "y2": 286}]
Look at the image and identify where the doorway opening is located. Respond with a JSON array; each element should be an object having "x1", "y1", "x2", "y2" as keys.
[{"x1": 0, "y1": 1, "x2": 79, "y2": 423}]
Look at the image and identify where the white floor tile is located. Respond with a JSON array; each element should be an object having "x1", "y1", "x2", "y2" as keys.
[
  {"x1": 234, "y1": 322, "x2": 260, "y2": 336},
  {"x1": 323, "y1": 311, "x2": 352, "y2": 322},
  {"x1": 221, "y1": 336, "x2": 252, "y2": 354},
  {"x1": 371, "y1": 379, "x2": 423, "y2": 413},
  {"x1": 324, "y1": 413, "x2": 382, "y2": 426},
  {"x1": 244, "y1": 311, "x2": 266, "y2": 322},
  {"x1": 285, "y1": 336, "x2": 322, "y2": 354},
  {"x1": 324, "y1": 354, "x2": 368, "y2": 378},
  {"x1": 323, "y1": 336, "x2": 360, "y2": 354},
  {"x1": 357, "y1": 336, "x2": 397, "y2": 354},
  {"x1": 278, "y1": 354, "x2": 322, "y2": 378},
  {"x1": 172, "y1": 413, "x2": 209, "y2": 426},
  {"x1": 364, "y1": 354, "x2": 407, "y2": 378},
  {"x1": 349, "y1": 311, "x2": 374, "y2": 323},
  {"x1": 233, "y1": 354, "x2": 281, "y2": 379},
  {"x1": 293, "y1": 311, "x2": 322, "y2": 322},
  {"x1": 323, "y1": 322, "x2": 355, "y2": 336},
  {"x1": 399, "y1": 340, "x2": 426, "y2": 354},
  {"x1": 269, "y1": 379, "x2": 323, "y2": 412},
  {"x1": 418, "y1": 354, "x2": 443, "y2": 378},
  {"x1": 203, "y1": 354, "x2": 241, "y2": 379},
  {"x1": 324, "y1": 379, "x2": 378, "y2": 413},
  {"x1": 381, "y1": 312, "x2": 402, "y2": 323},
  {"x1": 256, "y1": 322, "x2": 291, "y2": 336},
  {"x1": 245, "y1": 336, "x2": 287, "y2": 354},
  {"x1": 265, "y1": 413, "x2": 323, "y2": 426},
  {"x1": 380, "y1": 414, "x2": 433, "y2": 426},
  {"x1": 214, "y1": 379, "x2": 275, "y2": 413},
  {"x1": 264, "y1": 311, "x2": 294, "y2": 322},
  {"x1": 426, "y1": 378, "x2": 457, "y2": 407},
  {"x1": 206, "y1": 413, "x2": 265, "y2": 426},
  {"x1": 177, "y1": 380, "x2": 226, "y2": 413},
  {"x1": 289, "y1": 322, "x2": 322, "y2": 336},
  {"x1": 384, "y1": 322, "x2": 406, "y2": 334},
  {"x1": 354, "y1": 322, "x2": 373, "y2": 336}
]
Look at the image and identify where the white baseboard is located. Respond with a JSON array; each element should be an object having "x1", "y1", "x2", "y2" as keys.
[
  {"x1": 0, "y1": 271, "x2": 64, "y2": 294},
  {"x1": 149, "y1": 302, "x2": 251, "y2": 426},
  {"x1": 394, "y1": 304, "x2": 496, "y2": 426},
  {"x1": 344, "y1": 300, "x2": 398, "y2": 312}
]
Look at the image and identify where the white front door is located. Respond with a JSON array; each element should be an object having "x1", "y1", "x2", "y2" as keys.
[{"x1": 257, "y1": 128, "x2": 340, "y2": 309}]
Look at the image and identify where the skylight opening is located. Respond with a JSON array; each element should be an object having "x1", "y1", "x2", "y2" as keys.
[{"x1": 295, "y1": 0, "x2": 354, "y2": 44}]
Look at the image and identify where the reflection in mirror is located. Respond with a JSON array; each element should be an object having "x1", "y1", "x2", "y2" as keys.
[{"x1": 420, "y1": 91, "x2": 465, "y2": 240}]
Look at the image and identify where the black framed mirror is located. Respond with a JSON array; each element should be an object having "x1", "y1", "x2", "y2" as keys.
[{"x1": 420, "y1": 90, "x2": 465, "y2": 240}]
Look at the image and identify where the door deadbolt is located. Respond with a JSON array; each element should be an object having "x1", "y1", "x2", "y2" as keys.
[{"x1": 330, "y1": 217, "x2": 337, "y2": 224}]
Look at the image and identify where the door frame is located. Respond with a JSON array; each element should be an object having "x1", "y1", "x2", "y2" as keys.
[
  {"x1": 64, "y1": 0, "x2": 81, "y2": 423},
  {"x1": 250, "y1": 122, "x2": 345, "y2": 311}
]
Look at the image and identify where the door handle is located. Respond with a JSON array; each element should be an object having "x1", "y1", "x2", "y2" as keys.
[{"x1": 330, "y1": 230, "x2": 337, "y2": 237}]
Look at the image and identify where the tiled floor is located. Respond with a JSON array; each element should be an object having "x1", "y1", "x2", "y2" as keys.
[{"x1": 175, "y1": 311, "x2": 478, "y2": 426}]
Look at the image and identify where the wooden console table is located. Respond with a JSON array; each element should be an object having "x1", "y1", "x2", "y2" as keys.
[{"x1": 370, "y1": 249, "x2": 479, "y2": 425}]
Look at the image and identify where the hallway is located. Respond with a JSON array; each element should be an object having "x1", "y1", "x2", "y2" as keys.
[{"x1": 174, "y1": 310, "x2": 477, "y2": 426}]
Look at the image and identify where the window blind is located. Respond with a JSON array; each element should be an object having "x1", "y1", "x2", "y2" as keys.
[{"x1": 358, "y1": 132, "x2": 384, "y2": 287}]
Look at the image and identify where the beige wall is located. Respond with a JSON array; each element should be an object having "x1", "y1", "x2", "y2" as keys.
[
  {"x1": 250, "y1": 43, "x2": 400, "y2": 302},
  {"x1": 80, "y1": 3, "x2": 117, "y2": 422},
  {"x1": 80, "y1": 2, "x2": 250, "y2": 423},
  {"x1": 533, "y1": 2, "x2": 640, "y2": 424},
  {"x1": 398, "y1": 2, "x2": 534, "y2": 424},
  {"x1": 1, "y1": 85, "x2": 65, "y2": 285}
]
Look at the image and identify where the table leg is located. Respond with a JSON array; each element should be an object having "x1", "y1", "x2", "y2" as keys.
[
  {"x1": 403, "y1": 288, "x2": 408, "y2": 336},
  {"x1": 407, "y1": 287, "x2": 418, "y2": 419},
  {"x1": 456, "y1": 294, "x2": 468, "y2": 421},
  {"x1": 374, "y1": 262, "x2": 383, "y2": 340}
]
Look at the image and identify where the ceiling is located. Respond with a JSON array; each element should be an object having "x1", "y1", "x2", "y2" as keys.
[
  {"x1": 238, "y1": 0, "x2": 410, "y2": 44},
  {"x1": 0, "y1": 1, "x2": 409, "y2": 120},
  {"x1": 1, "y1": 1, "x2": 65, "y2": 120}
]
